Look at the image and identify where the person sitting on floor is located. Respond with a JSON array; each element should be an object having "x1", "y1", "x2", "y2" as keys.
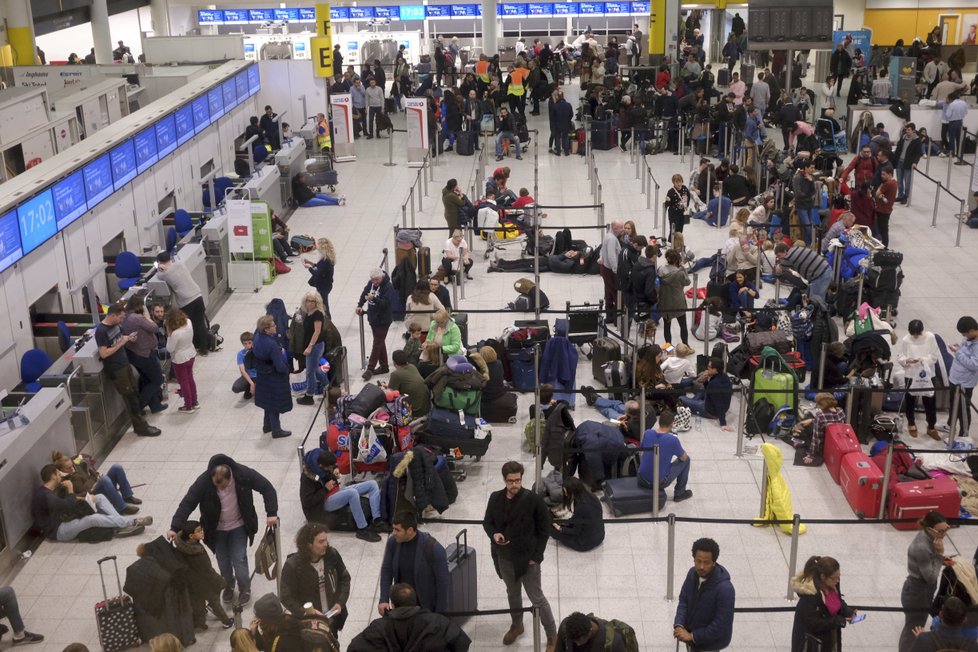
[
  {"x1": 299, "y1": 449, "x2": 389, "y2": 543},
  {"x1": 387, "y1": 349, "x2": 431, "y2": 418},
  {"x1": 549, "y1": 477, "x2": 605, "y2": 552},
  {"x1": 52, "y1": 450, "x2": 143, "y2": 516},
  {"x1": 679, "y1": 357, "x2": 734, "y2": 431},
  {"x1": 637, "y1": 411, "x2": 693, "y2": 506},
  {"x1": 291, "y1": 172, "x2": 346, "y2": 208}
]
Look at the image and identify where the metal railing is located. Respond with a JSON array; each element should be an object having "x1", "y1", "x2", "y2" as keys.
[
  {"x1": 400, "y1": 152, "x2": 434, "y2": 228},
  {"x1": 911, "y1": 166, "x2": 970, "y2": 247}
]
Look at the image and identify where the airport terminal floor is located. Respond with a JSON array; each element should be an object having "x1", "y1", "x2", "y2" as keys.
[{"x1": 9, "y1": 81, "x2": 978, "y2": 651}]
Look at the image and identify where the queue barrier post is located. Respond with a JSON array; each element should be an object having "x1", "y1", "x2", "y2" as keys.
[
  {"x1": 410, "y1": 188, "x2": 417, "y2": 228},
  {"x1": 949, "y1": 387, "x2": 962, "y2": 447},
  {"x1": 634, "y1": 131, "x2": 640, "y2": 172},
  {"x1": 666, "y1": 513, "x2": 676, "y2": 601},
  {"x1": 533, "y1": 344, "x2": 543, "y2": 486},
  {"x1": 652, "y1": 445, "x2": 661, "y2": 519},
  {"x1": 758, "y1": 454, "x2": 769, "y2": 519},
  {"x1": 956, "y1": 199, "x2": 967, "y2": 247},
  {"x1": 533, "y1": 606, "x2": 542, "y2": 652},
  {"x1": 932, "y1": 185, "x2": 940, "y2": 228},
  {"x1": 452, "y1": 272, "x2": 460, "y2": 308},
  {"x1": 458, "y1": 245, "x2": 466, "y2": 301},
  {"x1": 385, "y1": 130, "x2": 395, "y2": 167},
  {"x1": 878, "y1": 443, "x2": 895, "y2": 520},
  {"x1": 358, "y1": 312, "x2": 366, "y2": 370},
  {"x1": 419, "y1": 170, "x2": 426, "y2": 211},
  {"x1": 401, "y1": 204, "x2": 407, "y2": 228},
  {"x1": 946, "y1": 146, "x2": 953, "y2": 190},
  {"x1": 735, "y1": 385, "x2": 748, "y2": 458},
  {"x1": 817, "y1": 343, "x2": 827, "y2": 389},
  {"x1": 654, "y1": 179, "x2": 661, "y2": 230},
  {"x1": 785, "y1": 514, "x2": 801, "y2": 602},
  {"x1": 639, "y1": 391, "x2": 647, "y2": 440}
]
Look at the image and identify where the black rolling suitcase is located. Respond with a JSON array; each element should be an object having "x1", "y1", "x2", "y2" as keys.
[
  {"x1": 739, "y1": 63, "x2": 756, "y2": 84},
  {"x1": 445, "y1": 529, "x2": 477, "y2": 623},
  {"x1": 591, "y1": 119, "x2": 616, "y2": 150},
  {"x1": 385, "y1": 97, "x2": 397, "y2": 113},
  {"x1": 453, "y1": 312, "x2": 469, "y2": 348},
  {"x1": 95, "y1": 556, "x2": 141, "y2": 652},
  {"x1": 455, "y1": 130, "x2": 475, "y2": 156},
  {"x1": 603, "y1": 477, "x2": 662, "y2": 516},
  {"x1": 422, "y1": 407, "x2": 492, "y2": 458},
  {"x1": 717, "y1": 68, "x2": 730, "y2": 86},
  {"x1": 592, "y1": 336, "x2": 622, "y2": 383}
]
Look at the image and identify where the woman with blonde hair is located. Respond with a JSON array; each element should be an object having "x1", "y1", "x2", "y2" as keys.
[
  {"x1": 229, "y1": 628, "x2": 260, "y2": 652},
  {"x1": 421, "y1": 309, "x2": 463, "y2": 372},
  {"x1": 148, "y1": 633, "x2": 184, "y2": 652},
  {"x1": 303, "y1": 237, "x2": 336, "y2": 318},
  {"x1": 165, "y1": 307, "x2": 198, "y2": 412},
  {"x1": 295, "y1": 291, "x2": 328, "y2": 406}
]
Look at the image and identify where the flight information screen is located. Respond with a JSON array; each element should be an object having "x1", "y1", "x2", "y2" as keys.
[
  {"x1": 17, "y1": 189, "x2": 56, "y2": 254},
  {"x1": 52, "y1": 171, "x2": 87, "y2": 229}
]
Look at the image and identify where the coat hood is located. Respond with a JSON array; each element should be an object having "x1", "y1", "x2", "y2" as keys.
[
  {"x1": 388, "y1": 606, "x2": 425, "y2": 621},
  {"x1": 791, "y1": 573, "x2": 817, "y2": 596},
  {"x1": 635, "y1": 257, "x2": 656, "y2": 272},
  {"x1": 207, "y1": 454, "x2": 238, "y2": 474},
  {"x1": 659, "y1": 264, "x2": 682, "y2": 279},
  {"x1": 394, "y1": 451, "x2": 414, "y2": 478},
  {"x1": 761, "y1": 442, "x2": 783, "y2": 475},
  {"x1": 303, "y1": 448, "x2": 331, "y2": 481},
  {"x1": 172, "y1": 535, "x2": 206, "y2": 556},
  {"x1": 469, "y1": 351, "x2": 490, "y2": 380}
]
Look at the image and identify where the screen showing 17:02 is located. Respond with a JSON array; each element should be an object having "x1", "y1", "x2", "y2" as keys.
[{"x1": 17, "y1": 189, "x2": 56, "y2": 254}]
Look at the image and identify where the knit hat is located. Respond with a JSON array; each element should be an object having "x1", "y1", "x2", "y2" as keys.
[{"x1": 254, "y1": 593, "x2": 284, "y2": 620}]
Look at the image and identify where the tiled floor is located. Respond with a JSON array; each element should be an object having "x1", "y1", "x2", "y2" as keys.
[{"x1": 9, "y1": 80, "x2": 978, "y2": 651}]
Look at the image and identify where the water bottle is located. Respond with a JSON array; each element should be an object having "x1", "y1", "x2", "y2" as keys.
[{"x1": 695, "y1": 414, "x2": 702, "y2": 431}]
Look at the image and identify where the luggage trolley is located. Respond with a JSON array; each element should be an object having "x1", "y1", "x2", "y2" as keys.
[
  {"x1": 482, "y1": 208, "x2": 529, "y2": 260},
  {"x1": 304, "y1": 153, "x2": 338, "y2": 192},
  {"x1": 557, "y1": 301, "x2": 605, "y2": 347}
]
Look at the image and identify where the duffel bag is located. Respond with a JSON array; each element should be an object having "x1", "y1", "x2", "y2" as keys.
[
  {"x1": 433, "y1": 386, "x2": 482, "y2": 415},
  {"x1": 872, "y1": 249, "x2": 903, "y2": 268},
  {"x1": 746, "y1": 330, "x2": 792, "y2": 355}
]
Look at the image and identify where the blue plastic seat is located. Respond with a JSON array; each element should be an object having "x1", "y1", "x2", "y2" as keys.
[
  {"x1": 174, "y1": 209, "x2": 193, "y2": 237},
  {"x1": 57, "y1": 321, "x2": 73, "y2": 352},
  {"x1": 114, "y1": 251, "x2": 142, "y2": 290},
  {"x1": 21, "y1": 349, "x2": 53, "y2": 392}
]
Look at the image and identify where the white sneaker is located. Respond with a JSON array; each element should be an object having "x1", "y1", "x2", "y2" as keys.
[{"x1": 339, "y1": 195, "x2": 347, "y2": 205}]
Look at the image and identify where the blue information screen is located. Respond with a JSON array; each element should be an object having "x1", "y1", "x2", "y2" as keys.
[
  {"x1": 110, "y1": 140, "x2": 137, "y2": 190},
  {"x1": 208, "y1": 88, "x2": 224, "y2": 119},
  {"x1": 248, "y1": 8, "x2": 274, "y2": 22},
  {"x1": 630, "y1": 1, "x2": 649, "y2": 12},
  {"x1": 17, "y1": 190, "x2": 56, "y2": 255},
  {"x1": 605, "y1": 1, "x2": 628, "y2": 12},
  {"x1": 298, "y1": 7, "x2": 316, "y2": 21},
  {"x1": 528, "y1": 3, "x2": 553, "y2": 15},
  {"x1": 155, "y1": 114, "x2": 177, "y2": 157},
  {"x1": 0, "y1": 211, "x2": 21, "y2": 273},
  {"x1": 235, "y1": 72, "x2": 248, "y2": 101},
  {"x1": 579, "y1": 2, "x2": 605, "y2": 13},
  {"x1": 134, "y1": 127, "x2": 158, "y2": 175},
  {"x1": 451, "y1": 4, "x2": 479, "y2": 16},
  {"x1": 400, "y1": 5, "x2": 425, "y2": 20},
  {"x1": 348, "y1": 6, "x2": 374, "y2": 19},
  {"x1": 175, "y1": 104, "x2": 194, "y2": 145},
  {"x1": 499, "y1": 3, "x2": 526, "y2": 16},
  {"x1": 52, "y1": 171, "x2": 87, "y2": 230},
  {"x1": 374, "y1": 6, "x2": 397, "y2": 18},
  {"x1": 82, "y1": 154, "x2": 113, "y2": 208},
  {"x1": 274, "y1": 7, "x2": 299, "y2": 21},
  {"x1": 198, "y1": 9, "x2": 224, "y2": 23},
  {"x1": 248, "y1": 66, "x2": 260, "y2": 94},
  {"x1": 553, "y1": 2, "x2": 580, "y2": 14},
  {"x1": 330, "y1": 7, "x2": 350, "y2": 20},
  {"x1": 191, "y1": 97, "x2": 210, "y2": 134},
  {"x1": 223, "y1": 9, "x2": 248, "y2": 22},
  {"x1": 222, "y1": 80, "x2": 237, "y2": 110},
  {"x1": 426, "y1": 5, "x2": 450, "y2": 17}
]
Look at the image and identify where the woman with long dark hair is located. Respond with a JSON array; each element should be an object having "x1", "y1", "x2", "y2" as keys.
[
  {"x1": 790, "y1": 555, "x2": 856, "y2": 651},
  {"x1": 549, "y1": 477, "x2": 604, "y2": 552}
]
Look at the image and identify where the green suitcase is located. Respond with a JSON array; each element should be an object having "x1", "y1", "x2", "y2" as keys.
[{"x1": 751, "y1": 347, "x2": 799, "y2": 412}]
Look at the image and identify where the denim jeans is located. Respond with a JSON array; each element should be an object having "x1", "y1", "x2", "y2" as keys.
[
  {"x1": 213, "y1": 525, "x2": 250, "y2": 593},
  {"x1": 896, "y1": 167, "x2": 912, "y2": 199},
  {"x1": 304, "y1": 341, "x2": 327, "y2": 396},
  {"x1": 595, "y1": 397, "x2": 626, "y2": 420},
  {"x1": 638, "y1": 456, "x2": 691, "y2": 498},
  {"x1": 796, "y1": 206, "x2": 820, "y2": 245},
  {"x1": 95, "y1": 464, "x2": 134, "y2": 512},
  {"x1": 0, "y1": 586, "x2": 25, "y2": 633},
  {"x1": 948, "y1": 120, "x2": 963, "y2": 159},
  {"x1": 56, "y1": 494, "x2": 132, "y2": 541},
  {"x1": 324, "y1": 480, "x2": 381, "y2": 529},
  {"x1": 302, "y1": 194, "x2": 340, "y2": 208},
  {"x1": 496, "y1": 131, "x2": 521, "y2": 157},
  {"x1": 681, "y1": 394, "x2": 709, "y2": 418},
  {"x1": 808, "y1": 268, "x2": 832, "y2": 302},
  {"x1": 127, "y1": 351, "x2": 165, "y2": 411}
]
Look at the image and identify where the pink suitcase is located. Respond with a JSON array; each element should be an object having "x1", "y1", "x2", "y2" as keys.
[
  {"x1": 824, "y1": 423, "x2": 861, "y2": 484},
  {"x1": 888, "y1": 476, "x2": 961, "y2": 530},
  {"x1": 839, "y1": 452, "x2": 883, "y2": 518}
]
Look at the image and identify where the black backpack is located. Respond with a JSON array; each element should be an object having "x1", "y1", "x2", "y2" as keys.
[
  {"x1": 746, "y1": 398, "x2": 775, "y2": 436},
  {"x1": 708, "y1": 250, "x2": 727, "y2": 285}
]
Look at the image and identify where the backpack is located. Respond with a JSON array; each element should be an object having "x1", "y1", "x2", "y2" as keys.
[
  {"x1": 746, "y1": 398, "x2": 776, "y2": 436},
  {"x1": 434, "y1": 387, "x2": 481, "y2": 414},
  {"x1": 790, "y1": 305, "x2": 814, "y2": 341},
  {"x1": 253, "y1": 526, "x2": 279, "y2": 580},
  {"x1": 298, "y1": 614, "x2": 340, "y2": 651},
  {"x1": 708, "y1": 250, "x2": 726, "y2": 285},
  {"x1": 602, "y1": 617, "x2": 640, "y2": 652},
  {"x1": 386, "y1": 395, "x2": 413, "y2": 426},
  {"x1": 523, "y1": 417, "x2": 546, "y2": 453}
]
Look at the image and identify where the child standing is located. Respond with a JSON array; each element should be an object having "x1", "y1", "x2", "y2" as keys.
[
  {"x1": 232, "y1": 332, "x2": 256, "y2": 399},
  {"x1": 173, "y1": 520, "x2": 234, "y2": 630},
  {"x1": 404, "y1": 323, "x2": 423, "y2": 366},
  {"x1": 165, "y1": 308, "x2": 198, "y2": 412}
]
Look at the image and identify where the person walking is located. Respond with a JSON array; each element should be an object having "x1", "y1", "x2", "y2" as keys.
[
  {"x1": 944, "y1": 315, "x2": 978, "y2": 439},
  {"x1": 251, "y1": 315, "x2": 292, "y2": 438},
  {"x1": 673, "y1": 538, "x2": 736, "y2": 651},
  {"x1": 378, "y1": 511, "x2": 450, "y2": 615},
  {"x1": 168, "y1": 455, "x2": 279, "y2": 608},
  {"x1": 898, "y1": 512, "x2": 950, "y2": 652},
  {"x1": 303, "y1": 237, "x2": 336, "y2": 318},
  {"x1": 790, "y1": 555, "x2": 856, "y2": 652},
  {"x1": 357, "y1": 269, "x2": 395, "y2": 380},
  {"x1": 483, "y1": 461, "x2": 557, "y2": 650},
  {"x1": 165, "y1": 307, "x2": 198, "y2": 413}
]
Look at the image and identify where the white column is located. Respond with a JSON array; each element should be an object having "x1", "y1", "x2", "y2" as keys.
[
  {"x1": 91, "y1": 0, "x2": 112, "y2": 63},
  {"x1": 663, "y1": 0, "x2": 680, "y2": 63},
  {"x1": 150, "y1": 0, "x2": 170, "y2": 36},
  {"x1": 481, "y1": 0, "x2": 497, "y2": 55}
]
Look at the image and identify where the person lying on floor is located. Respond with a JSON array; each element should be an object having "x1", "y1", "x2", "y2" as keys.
[{"x1": 291, "y1": 172, "x2": 346, "y2": 208}]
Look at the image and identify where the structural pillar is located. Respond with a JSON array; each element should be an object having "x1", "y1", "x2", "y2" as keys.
[
  {"x1": 481, "y1": 0, "x2": 497, "y2": 56},
  {"x1": 649, "y1": 0, "x2": 680, "y2": 64},
  {"x1": 91, "y1": 0, "x2": 113, "y2": 64},
  {"x1": 3, "y1": 0, "x2": 37, "y2": 65},
  {"x1": 150, "y1": 0, "x2": 170, "y2": 36}
]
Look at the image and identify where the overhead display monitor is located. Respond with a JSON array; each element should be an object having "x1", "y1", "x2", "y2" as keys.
[
  {"x1": 605, "y1": 1, "x2": 628, "y2": 13},
  {"x1": 82, "y1": 154, "x2": 113, "y2": 209},
  {"x1": 273, "y1": 7, "x2": 299, "y2": 21},
  {"x1": 198, "y1": 9, "x2": 224, "y2": 23},
  {"x1": 223, "y1": 9, "x2": 249, "y2": 23},
  {"x1": 451, "y1": 4, "x2": 479, "y2": 16},
  {"x1": 528, "y1": 3, "x2": 553, "y2": 15},
  {"x1": 399, "y1": 5, "x2": 425, "y2": 20},
  {"x1": 298, "y1": 7, "x2": 316, "y2": 21},
  {"x1": 329, "y1": 7, "x2": 350, "y2": 20},
  {"x1": 222, "y1": 79, "x2": 237, "y2": 109},
  {"x1": 579, "y1": 2, "x2": 605, "y2": 14},
  {"x1": 134, "y1": 127, "x2": 158, "y2": 175},
  {"x1": 247, "y1": 66, "x2": 260, "y2": 94},
  {"x1": 16, "y1": 189, "x2": 56, "y2": 255},
  {"x1": 192, "y1": 96, "x2": 210, "y2": 133},
  {"x1": 155, "y1": 114, "x2": 177, "y2": 157},
  {"x1": 630, "y1": 1, "x2": 649, "y2": 13},
  {"x1": 248, "y1": 8, "x2": 274, "y2": 22},
  {"x1": 0, "y1": 211, "x2": 21, "y2": 273},
  {"x1": 52, "y1": 171, "x2": 87, "y2": 230},
  {"x1": 374, "y1": 6, "x2": 397, "y2": 18},
  {"x1": 499, "y1": 3, "x2": 526, "y2": 16},
  {"x1": 110, "y1": 140, "x2": 137, "y2": 190},
  {"x1": 235, "y1": 72, "x2": 248, "y2": 101},
  {"x1": 553, "y1": 2, "x2": 580, "y2": 15},
  {"x1": 426, "y1": 5, "x2": 451, "y2": 17},
  {"x1": 175, "y1": 104, "x2": 194, "y2": 145},
  {"x1": 208, "y1": 87, "x2": 224, "y2": 119},
  {"x1": 348, "y1": 6, "x2": 374, "y2": 19}
]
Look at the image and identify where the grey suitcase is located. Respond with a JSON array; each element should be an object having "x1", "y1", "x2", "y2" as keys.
[
  {"x1": 591, "y1": 336, "x2": 622, "y2": 383},
  {"x1": 603, "y1": 477, "x2": 663, "y2": 516},
  {"x1": 445, "y1": 529, "x2": 477, "y2": 623},
  {"x1": 603, "y1": 360, "x2": 629, "y2": 402}
]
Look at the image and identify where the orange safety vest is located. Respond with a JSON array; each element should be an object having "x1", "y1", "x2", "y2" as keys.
[
  {"x1": 476, "y1": 60, "x2": 491, "y2": 83},
  {"x1": 508, "y1": 68, "x2": 528, "y2": 95}
]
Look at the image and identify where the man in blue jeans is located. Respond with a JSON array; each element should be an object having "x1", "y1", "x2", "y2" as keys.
[
  {"x1": 313, "y1": 450, "x2": 387, "y2": 543},
  {"x1": 0, "y1": 586, "x2": 44, "y2": 644},
  {"x1": 637, "y1": 411, "x2": 693, "y2": 507},
  {"x1": 168, "y1": 454, "x2": 279, "y2": 607},
  {"x1": 494, "y1": 106, "x2": 523, "y2": 161},
  {"x1": 53, "y1": 451, "x2": 142, "y2": 515}
]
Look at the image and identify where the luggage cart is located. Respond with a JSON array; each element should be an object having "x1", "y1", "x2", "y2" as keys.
[
  {"x1": 482, "y1": 209, "x2": 528, "y2": 260},
  {"x1": 304, "y1": 154, "x2": 338, "y2": 192}
]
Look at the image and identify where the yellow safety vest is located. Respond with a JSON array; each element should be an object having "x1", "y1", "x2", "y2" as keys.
[
  {"x1": 508, "y1": 68, "x2": 527, "y2": 96},
  {"x1": 476, "y1": 61, "x2": 491, "y2": 83}
]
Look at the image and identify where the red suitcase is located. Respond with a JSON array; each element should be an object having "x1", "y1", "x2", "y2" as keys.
[
  {"x1": 887, "y1": 476, "x2": 961, "y2": 530},
  {"x1": 825, "y1": 423, "x2": 861, "y2": 484},
  {"x1": 839, "y1": 452, "x2": 883, "y2": 518}
]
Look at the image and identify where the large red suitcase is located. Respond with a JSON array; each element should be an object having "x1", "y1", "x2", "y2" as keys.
[
  {"x1": 887, "y1": 476, "x2": 961, "y2": 530},
  {"x1": 839, "y1": 452, "x2": 883, "y2": 518},
  {"x1": 825, "y1": 423, "x2": 861, "y2": 484}
]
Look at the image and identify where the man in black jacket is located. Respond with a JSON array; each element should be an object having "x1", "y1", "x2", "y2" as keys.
[
  {"x1": 893, "y1": 122, "x2": 923, "y2": 203},
  {"x1": 167, "y1": 454, "x2": 278, "y2": 606},
  {"x1": 553, "y1": 92, "x2": 574, "y2": 156},
  {"x1": 554, "y1": 612, "x2": 627, "y2": 652},
  {"x1": 494, "y1": 106, "x2": 523, "y2": 161},
  {"x1": 349, "y1": 584, "x2": 471, "y2": 652},
  {"x1": 829, "y1": 43, "x2": 852, "y2": 97},
  {"x1": 715, "y1": 94, "x2": 735, "y2": 158},
  {"x1": 483, "y1": 461, "x2": 557, "y2": 650},
  {"x1": 777, "y1": 98, "x2": 801, "y2": 152}
]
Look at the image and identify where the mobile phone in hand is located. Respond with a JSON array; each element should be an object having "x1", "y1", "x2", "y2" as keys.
[{"x1": 850, "y1": 614, "x2": 866, "y2": 624}]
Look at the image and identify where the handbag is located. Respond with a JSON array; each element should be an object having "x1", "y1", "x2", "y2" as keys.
[
  {"x1": 674, "y1": 406, "x2": 692, "y2": 432},
  {"x1": 253, "y1": 526, "x2": 279, "y2": 580},
  {"x1": 908, "y1": 363, "x2": 934, "y2": 397}
]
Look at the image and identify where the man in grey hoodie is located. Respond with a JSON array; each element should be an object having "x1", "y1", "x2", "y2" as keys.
[{"x1": 156, "y1": 251, "x2": 209, "y2": 355}]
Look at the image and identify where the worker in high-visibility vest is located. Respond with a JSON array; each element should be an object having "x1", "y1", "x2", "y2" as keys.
[
  {"x1": 316, "y1": 112, "x2": 332, "y2": 153},
  {"x1": 475, "y1": 55, "x2": 493, "y2": 98},
  {"x1": 507, "y1": 63, "x2": 529, "y2": 118}
]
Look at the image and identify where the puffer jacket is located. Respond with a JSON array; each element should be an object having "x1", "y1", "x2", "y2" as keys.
[
  {"x1": 425, "y1": 363, "x2": 487, "y2": 403},
  {"x1": 790, "y1": 573, "x2": 853, "y2": 652},
  {"x1": 393, "y1": 449, "x2": 451, "y2": 514},
  {"x1": 172, "y1": 535, "x2": 226, "y2": 597},
  {"x1": 573, "y1": 421, "x2": 626, "y2": 486},
  {"x1": 657, "y1": 264, "x2": 691, "y2": 319}
]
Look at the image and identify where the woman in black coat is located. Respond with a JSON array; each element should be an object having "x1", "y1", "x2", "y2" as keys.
[
  {"x1": 252, "y1": 314, "x2": 292, "y2": 437},
  {"x1": 356, "y1": 269, "x2": 395, "y2": 380},
  {"x1": 303, "y1": 237, "x2": 336, "y2": 318},
  {"x1": 549, "y1": 477, "x2": 605, "y2": 552},
  {"x1": 791, "y1": 555, "x2": 856, "y2": 652}
]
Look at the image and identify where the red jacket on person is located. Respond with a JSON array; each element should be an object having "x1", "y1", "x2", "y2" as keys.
[{"x1": 840, "y1": 155, "x2": 878, "y2": 188}]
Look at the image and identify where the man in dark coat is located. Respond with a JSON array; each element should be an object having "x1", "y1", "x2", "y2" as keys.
[
  {"x1": 379, "y1": 511, "x2": 450, "y2": 615},
  {"x1": 167, "y1": 454, "x2": 278, "y2": 607},
  {"x1": 483, "y1": 461, "x2": 557, "y2": 649},
  {"x1": 553, "y1": 91, "x2": 574, "y2": 156},
  {"x1": 259, "y1": 105, "x2": 280, "y2": 150},
  {"x1": 829, "y1": 44, "x2": 852, "y2": 96},
  {"x1": 674, "y1": 537, "x2": 736, "y2": 650},
  {"x1": 349, "y1": 583, "x2": 471, "y2": 652}
]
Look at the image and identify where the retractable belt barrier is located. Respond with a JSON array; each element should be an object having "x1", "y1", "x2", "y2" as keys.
[
  {"x1": 400, "y1": 153, "x2": 434, "y2": 229},
  {"x1": 911, "y1": 165, "x2": 970, "y2": 246}
]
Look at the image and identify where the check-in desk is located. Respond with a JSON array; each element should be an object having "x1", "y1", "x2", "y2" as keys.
[
  {"x1": 145, "y1": 242, "x2": 211, "y2": 314},
  {"x1": 275, "y1": 137, "x2": 307, "y2": 216},
  {"x1": 0, "y1": 387, "x2": 74, "y2": 578},
  {"x1": 30, "y1": 314, "x2": 96, "y2": 361},
  {"x1": 244, "y1": 164, "x2": 283, "y2": 218},
  {"x1": 201, "y1": 209, "x2": 230, "y2": 312}
]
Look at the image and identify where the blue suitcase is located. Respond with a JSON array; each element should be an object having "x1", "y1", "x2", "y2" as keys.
[
  {"x1": 421, "y1": 407, "x2": 492, "y2": 459},
  {"x1": 508, "y1": 349, "x2": 536, "y2": 392}
]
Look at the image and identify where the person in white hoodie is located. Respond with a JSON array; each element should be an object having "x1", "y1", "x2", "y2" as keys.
[
  {"x1": 894, "y1": 319, "x2": 946, "y2": 440},
  {"x1": 165, "y1": 308, "x2": 198, "y2": 412},
  {"x1": 661, "y1": 343, "x2": 697, "y2": 387}
]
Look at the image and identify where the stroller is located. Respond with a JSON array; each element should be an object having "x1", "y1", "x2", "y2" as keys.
[{"x1": 815, "y1": 118, "x2": 847, "y2": 155}]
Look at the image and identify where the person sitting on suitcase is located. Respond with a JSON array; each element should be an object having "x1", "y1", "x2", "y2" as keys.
[
  {"x1": 388, "y1": 349, "x2": 430, "y2": 416},
  {"x1": 301, "y1": 450, "x2": 388, "y2": 543},
  {"x1": 377, "y1": 511, "x2": 449, "y2": 616},
  {"x1": 678, "y1": 357, "x2": 734, "y2": 432},
  {"x1": 637, "y1": 412, "x2": 693, "y2": 506},
  {"x1": 350, "y1": 583, "x2": 471, "y2": 652},
  {"x1": 494, "y1": 107, "x2": 523, "y2": 162}
]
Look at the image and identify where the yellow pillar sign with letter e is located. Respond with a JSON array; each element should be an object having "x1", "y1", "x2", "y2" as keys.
[{"x1": 311, "y1": 4, "x2": 333, "y2": 78}]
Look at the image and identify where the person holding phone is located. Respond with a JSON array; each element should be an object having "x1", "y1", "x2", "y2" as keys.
[
  {"x1": 279, "y1": 522, "x2": 351, "y2": 638},
  {"x1": 790, "y1": 555, "x2": 858, "y2": 651},
  {"x1": 899, "y1": 512, "x2": 951, "y2": 652}
]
